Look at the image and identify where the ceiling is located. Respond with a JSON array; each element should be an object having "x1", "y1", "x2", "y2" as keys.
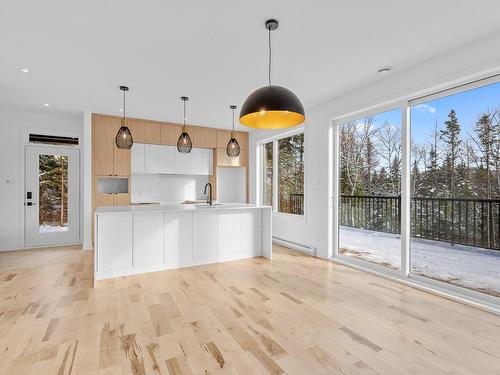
[{"x1": 1, "y1": 0, "x2": 500, "y2": 129}]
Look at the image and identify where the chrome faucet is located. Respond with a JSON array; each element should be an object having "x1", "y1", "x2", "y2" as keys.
[{"x1": 204, "y1": 182, "x2": 213, "y2": 205}]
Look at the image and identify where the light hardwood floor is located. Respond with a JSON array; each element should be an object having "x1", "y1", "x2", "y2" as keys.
[{"x1": 0, "y1": 244, "x2": 499, "y2": 374}]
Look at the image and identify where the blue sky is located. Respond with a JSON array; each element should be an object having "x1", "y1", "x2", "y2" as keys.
[
  {"x1": 411, "y1": 81, "x2": 500, "y2": 144},
  {"x1": 361, "y1": 80, "x2": 499, "y2": 145}
]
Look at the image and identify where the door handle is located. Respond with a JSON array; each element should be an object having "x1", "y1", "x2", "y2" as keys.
[{"x1": 26, "y1": 202, "x2": 37, "y2": 206}]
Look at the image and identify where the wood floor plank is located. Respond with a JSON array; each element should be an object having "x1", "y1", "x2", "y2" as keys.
[{"x1": 0, "y1": 244, "x2": 499, "y2": 374}]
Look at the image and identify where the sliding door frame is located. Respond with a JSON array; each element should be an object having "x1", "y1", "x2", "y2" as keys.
[{"x1": 330, "y1": 73, "x2": 500, "y2": 314}]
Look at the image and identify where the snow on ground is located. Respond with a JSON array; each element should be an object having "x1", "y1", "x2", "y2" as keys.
[
  {"x1": 339, "y1": 226, "x2": 500, "y2": 296},
  {"x1": 39, "y1": 224, "x2": 68, "y2": 233}
]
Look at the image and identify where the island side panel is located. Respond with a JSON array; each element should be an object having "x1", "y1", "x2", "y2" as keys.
[
  {"x1": 262, "y1": 207, "x2": 272, "y2": 259},
  {"x1": 96, "y1": 212, "x2": 133, "y2": 276}
]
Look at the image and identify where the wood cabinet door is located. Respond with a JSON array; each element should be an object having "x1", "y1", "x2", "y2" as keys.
[
  {"x1": 93, "y1": 116, "x2": 117, "y2": 176},
  {"x1": 143, "y1": 122, "x2": 161, "y2": 144},
  {"x1": 160, "y1": 123, "x2": 182, "y2": 145},
  {"x1": 113, "y1": 141, "x2": 131, "y2": 176},
  {"x1": 127, "y1": 119, "x2": 145, "y2": 143},
  {"x1": 235, "y1": 131, "x2": 249, "y2": 150},
  {"x1": 113, "y1": 193, "x2": 131, "y2": 206},
  {"x1": 216, "y1": 148, "x2": 239, "y2": 167},
  {"x1": 193, "y1": 127, "x2": 217, "y2": 148},
  {"x1": 216, "y1": 129, "x2": 231, "y2": 149},
  {"x1": 94, "y1": 192, "x2": 114, "y2": 208}
]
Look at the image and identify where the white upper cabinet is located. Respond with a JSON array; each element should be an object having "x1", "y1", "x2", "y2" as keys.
[
  {"x1": 203, "y1": 149, "x2": 213, "y2": 175},
  {"x1": 133, "y1": 143, "x2": 212, "y2": 176},
  {"x1": 174, "y1": 147, "x2": 191, "y2": 173},
  {"x1": 144, "y1": 144, "x2": 159, "y2": 173},
  {"x1": 190, "y1": 148, "x2": 202, "y2": 175},
  {"x1": 131, "y1": 143, "x2": 145, "y2": 174},
  {"x1": 189, "y1": 148, "x2": 213, "y2": 175},
  {"x1": 158, "y1": 145, "x2": 176, "y2": 174}
]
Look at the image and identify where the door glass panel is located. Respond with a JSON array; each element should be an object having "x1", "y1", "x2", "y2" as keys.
[
  {"x1": 338, "y1": 108, "x2": 402, "y2": 269},
  {"x1": 410, "y1": 81, "x2": 500, "y2": 297},
  {"x1": 39, "y1": 154, "x2": 68, "y2": 232},
  {"x1": 278, "y1": 133, "x2": 305, "y2": 215},
  {"x1": 263, "y1": 142, "x2": 273, "y2": 207}
]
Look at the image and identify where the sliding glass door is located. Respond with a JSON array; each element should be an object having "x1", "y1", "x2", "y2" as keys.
[
  {"x1": 410, "y1": 81, "x2": 500, "y2": 298},
  {"x1": 334, "y1": 77, "x2": 500, "y2": 303},
  {"x1": 338, "y1": 108, "x2": 402, "y2": 270}
]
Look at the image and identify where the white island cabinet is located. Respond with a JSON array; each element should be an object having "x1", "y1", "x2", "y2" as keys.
[{"x1": 94, "y1": 204, "x2": 272, "y2": 285}]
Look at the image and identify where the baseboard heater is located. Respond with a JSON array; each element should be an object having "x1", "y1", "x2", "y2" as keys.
[{"x1": 272, "y1": 237, "x2": 316, "y2": 256}]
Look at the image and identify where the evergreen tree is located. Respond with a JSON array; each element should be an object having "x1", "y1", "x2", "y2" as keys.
[
  {"x1": 474, "y1": 112, "x2": 496, "y2": 197},
  {"x1": 440, "y1": 109, "x2": 462, "y2": 197}
]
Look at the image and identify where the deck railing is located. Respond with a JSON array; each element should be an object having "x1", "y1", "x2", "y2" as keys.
[
  {"x1": 279, "y1": 193, "x2": 304, "y2": 215},
  {"x1": 340, "y1": 195, "x2": 500, "y2": 251}
]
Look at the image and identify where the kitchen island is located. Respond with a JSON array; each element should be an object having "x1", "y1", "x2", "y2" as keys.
[{"x1": 94, "y1": 204, "x2": 272, "y2": 285}]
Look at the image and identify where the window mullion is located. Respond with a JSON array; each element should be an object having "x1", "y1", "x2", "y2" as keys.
[
  {"x1": 272, "y1": 140, "x2": 279, "y2": 212},
  {"x1": 401, "y1": 103, "x2": 411, "y2": 277}
]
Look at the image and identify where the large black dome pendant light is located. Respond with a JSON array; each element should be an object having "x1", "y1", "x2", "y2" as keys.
[
  {"x1": 227, "y1": 105, "x2": 241, "y2": 157},
  {"x1": 177, "y1": 96, "x2": 192, "y2": 153},
  {"x1": 240, "y1": 19, "x2": 305, "y2": 130},
  {"x1": 115, "y1": 85, "x2": 133, "y2": 149}
]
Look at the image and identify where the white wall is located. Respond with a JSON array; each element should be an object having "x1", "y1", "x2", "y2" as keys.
[
  {"x1": 0, "y1": 105, "x2": 83, "y2": 251},
  {"x1": 131, "y1": 174, "x2": 209, "y2": 204},
  {"x1": 249, "y1": 31, "x2": 500, "y2": 259}
]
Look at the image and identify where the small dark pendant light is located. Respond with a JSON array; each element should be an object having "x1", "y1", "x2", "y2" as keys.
[
  {"x1": 115, "y1": 85, "x2": 133, "y2": 149},
  {"x1": 177, "y1": 96, "x2": 192, "y2": 153},
  {"x1": 240, "y1": 19, "x2": 305, "y2": 130},
  {"x1": 227, "y1": 105, "x2": 240, "y2": 157}
]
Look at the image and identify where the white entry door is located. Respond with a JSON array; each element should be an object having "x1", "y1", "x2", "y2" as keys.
[{"x1": 25, "y1": 144, "x2": 80, "y2": 247}]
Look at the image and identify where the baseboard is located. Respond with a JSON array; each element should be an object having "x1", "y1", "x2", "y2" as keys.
[{"x1": 273, "y1": 237, "x2": 316, "y2": 255}]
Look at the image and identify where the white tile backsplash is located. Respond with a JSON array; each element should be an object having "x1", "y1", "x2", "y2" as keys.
[{"x1": 131, "y1": 174, "x2": 209, "y2": 204}]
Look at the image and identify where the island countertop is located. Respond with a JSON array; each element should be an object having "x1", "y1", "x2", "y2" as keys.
[{"x1": 96, "y1": 203, "x2": 270, "y2": 214}]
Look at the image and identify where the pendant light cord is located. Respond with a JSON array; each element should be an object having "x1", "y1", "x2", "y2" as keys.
[
  {"x1": 268, "y1": 27, "x2": 272, "y2": 86},
  {"x1": 122, "y1": 89, "x2": 126, "y2": 119},
  {"x1": 183, "y1": 99, "x2": 187, "y2": 126},
  {"x1": 232, "y1": 107, "x2": 235, "y2": 132}
]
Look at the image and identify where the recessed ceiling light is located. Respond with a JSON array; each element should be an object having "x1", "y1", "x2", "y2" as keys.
[
  {"x1": 119, "y1": 109, "x2": 123, "y2": 112},
  {"x1": 20, "y1": 68, "x2": 29, "y2": 73},
  {"x1": 377, "y1": 66, "x2": 393, "y2": 74},
  {"x1": 43, "y1": 103, "x2": 50, "y2": 107}
]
